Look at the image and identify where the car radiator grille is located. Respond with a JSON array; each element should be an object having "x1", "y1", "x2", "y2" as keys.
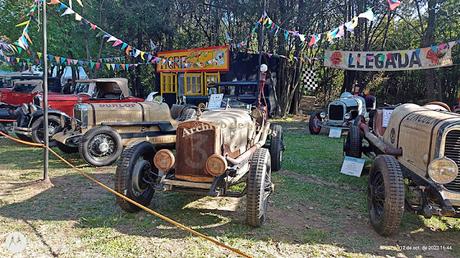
[
  {"x1": 175, "y1": 121, "x2": 217, "y2": 181},
  {"x1": 329, "y1": 104, "x2": 344, "y2": 120},
  {"x1": 444, "y1": 130, "x2": 460, "y2": 192}
]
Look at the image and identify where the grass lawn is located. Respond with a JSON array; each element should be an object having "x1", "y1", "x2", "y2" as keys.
[{"x1": 0, "y1": 120, "x2": 459, "y2": 257}]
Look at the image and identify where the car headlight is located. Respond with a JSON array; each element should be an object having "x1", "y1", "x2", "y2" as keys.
[
  {"x1": 428, "y1": 157, "x2": 459, "y2": 184},
  {"x1": 30, "y1": 104, "x2": 38, "y2": 113},
  {"x1": 74, "y1": 103, "x2": 89, "y2": 128},
  {"x1": 154, "y1": 149, "x2": 175, "y2": 171},
  {"x1": 205, "y1": 154, "x2": 228, "y2": 176},
  {"x1": 320, "y1": 112, "x2": 326, "y2": 119},
  {"x1": 21, "y1": 103, "x2": 29, "y2": 114},
  {"x1": 344, "y1": 112, "x2": 351, "y2": 120}
]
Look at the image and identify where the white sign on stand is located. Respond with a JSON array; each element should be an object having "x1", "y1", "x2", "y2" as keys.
[
  {"x1": 382, "y1": 109, "x2": 394, "y2": 128},
  {"x1": 207, "y1": 94, "x2": 224, "y2": 110},
  {"x1": 329, "y1": 127, "x2": 342, "y2": 138},
  {"x1": 340, "y1": 156, "x2": 366, "y2": 177}
]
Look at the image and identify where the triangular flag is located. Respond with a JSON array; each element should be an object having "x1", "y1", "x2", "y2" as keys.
[
  {"x1": 90, "y1": 61, "x2": 95, "y2": 69},
  {"x1": 49, "y1": 0, "x2": 61, "y2": 4},
  {"x1": 111, "y1": 64, "x2": 115, "y2": 70},
  {"x1": 121, "y1": 64, "x2": 125, "y2": 70},
  {"x1": 61, "y1": 8, "x2": 75, "y2": 16},
  {"x1": 121, "y1": 43, "x2": 128, "y2": 50},
  {"x1": 90, "y1": 23, "x2": 97, "y2": 30},
  {"x1": 66, "y1": 59, "x2": 72, "y2": 65},
  {"x1": 23, "y1": 31, "x2": 33, "y2": 44},
  {"x1": 125, "y1": 46, "x2": 132, "y2": 56},
  {"x1": 105, "y1": 63, "x2": 111, "y2": 70},
  {"x1": 107, "y1": 36, "x2": 117, "y2": 42},
  {"x1": 299, "y1": 34, "x2": 306, "y2": 42},
  {"x1": 358, "y1": 9, "x2": 375, "y2": 22},
  {"x1": 60, "y1": 57, "x2": 66, "y2": 64},
  {"x1": 387, "y1": 0, "x2": 401, "y2": 11},
  {"x1": 76, "y1": 0, "x2": 83, "y2": 6},
  {"x1": 75, "y1": 13, "x2": 82, "y2": 21},
  {"x1": 140, "y1": 51, "x2": 146, "y2": 61},
  {"x1": 125, "y1": 64, "x2": 130, "y2": 70},
  {"x1": 72, "y1": 59, "x2": 78, "y2": 65},
  {"x1": 96, "y1": 63, "x2": 101, "y2": 70},
  {"x1": 134, "y1": 49, "x2": 141, "y2": 58},
  {"x1": 55, "y1": 56, "x2": 61, "y2": 63},
  {"x1": 58, "y1": 3, "x2": 67, "y2": 11},
  {"x1": 345, "y1": 17, "x2": 358, "y2": 32},
  {"x1": 336, "y1": 25, "x2": 345, "y2": 38},
  {"x1": 16, "y1": 21, "x2": 30, "y2": 27},
  {"x1": 112, "y1": 39, "x2": 123, "y2": 47},
  {"x1": 37, "y1": 52, "x2": 42, "y2": 59}
]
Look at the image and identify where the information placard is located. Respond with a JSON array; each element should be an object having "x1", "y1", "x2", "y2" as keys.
[
  {"x1": 340, "y1": 156, "x2": 366, "y2": 177},
  {"x1": 382, "y1": 109, "x2": 394, "y2": 128},
  {"x1": 329, "y1": 127, "x2": 342, "y2": 138},
  {"x1": 208, "y1": 94, "x2": 224, "y2": 110}
]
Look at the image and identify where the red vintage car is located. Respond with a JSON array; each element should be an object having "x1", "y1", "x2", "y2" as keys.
[
  {"x1": 0, "y1": 78, "x2": 62, "y2": 107},
  {"x1": 14, "y1": 78, "x2": 144, "y2": 145}
]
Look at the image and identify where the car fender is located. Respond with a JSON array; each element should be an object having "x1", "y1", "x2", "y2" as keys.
[{"x1": 28, "y1": 109, "x2": 71, "y2": 127}]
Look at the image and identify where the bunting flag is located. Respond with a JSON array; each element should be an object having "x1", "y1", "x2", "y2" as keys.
[{"x1": 387, "y1": 0, "x2": 401, "y2": 11}]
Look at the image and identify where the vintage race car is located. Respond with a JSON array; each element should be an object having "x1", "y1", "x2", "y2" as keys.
[
  {"x1": 114, "y1": 65, "x2": 284, "y2": 227},
  {"x1": 309, "y1": 92, "x2": 369, "y2": 134},
  {"x1": 344, "y1": 102, "x2": 460, "y2": 236},
  {"x1": 52, "y1": 101, "x2": 195, "y2": 166}
]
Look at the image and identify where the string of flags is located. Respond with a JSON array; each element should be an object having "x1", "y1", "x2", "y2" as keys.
[
  {"x1": 256, "y1": 0, "x2": 401, "y2": 48},
  {"x1": 48, "y1": 0, "x2": 225, "y2": 69}
]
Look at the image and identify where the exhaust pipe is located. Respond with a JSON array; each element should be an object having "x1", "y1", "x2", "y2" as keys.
[{"x1": 359, "y1": 123, "x2": 402, "y2": 156}]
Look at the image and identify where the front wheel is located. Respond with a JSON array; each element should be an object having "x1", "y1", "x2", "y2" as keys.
[
  {"x1": 79, "y1": 126, "x2": 123, "y2": 167},
  {"x1": 269, "y1": 124, "x2": 284, "y2": 172},
  {"x1": 308, "y1": 112, "x2": 322, "y2": 135},
  {"x1": 246, "y1": 148, "x2": 273, "y2": 227},
  {"x1": 31, "y1": 115, "x2": 61, "y2": 147},
  {"x1": 368, "y1": 155, "x2": 405, "y2": 236},
  {"x1": 344, "y1": 126, "x2": 362, "y2": 158},
  {"x1": 115, "y1": 142, "x2": 157, "y2": 212}
]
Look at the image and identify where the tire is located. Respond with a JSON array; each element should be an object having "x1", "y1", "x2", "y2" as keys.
[
  {"x1": 31, "y1": 115, "x2": 61, "y2": 147},
  {"x1": 344, "y1": 125, "x2": 362, "y2": 158},
  {"x1": 246, "y1": 148, "x2": 272, "y2": 227},
  {"x1": 308, "y1": 112, "x2": 322, "y2": 135},
  {"x1": 79, "y1": 126, "x2": 123, "y2": 167},
  {"x1": 115, "y1": 142, "x2": 157, "y2": 212},
  {"x1": 56, "y1": 142, "x2": 78, "y2": 154},
  {"x1": 269, "y1": 124, "x2": 284, "y2": 172},
  {"x1": 15, "y1": 133, "x2": 32, "y2": 142},
  {"x1": 368, "y1": 155, "x2": 405, "y2": 236},
  {"x1": 170, "y1": 104, "x2": 186, "y2": 120}
]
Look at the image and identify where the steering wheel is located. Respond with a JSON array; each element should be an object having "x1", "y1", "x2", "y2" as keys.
[{"x1": 426, "y1": 101, "x2": 451, "y2": 112}]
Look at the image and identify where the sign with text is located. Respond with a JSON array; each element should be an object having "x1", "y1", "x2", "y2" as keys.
[
  {"x1": 340, "y1": 156, "x2": 366, "y2": 177},
  {"x1": 324, "y1": 42, "x2": 455, "y2": 71},
  {"x1": 329, "y1": 127, "x2": 342, "y2": 138},
  {"x1": 208, "y1": 94, "x2": 224, "y2": 110},
  {"x1": 157, "y1": 46, "x2": 230, "y2": 73}
]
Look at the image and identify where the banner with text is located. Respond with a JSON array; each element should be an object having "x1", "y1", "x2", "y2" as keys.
[{"x1": 324, "y1": 42, "x2": 456, "y2": 71}]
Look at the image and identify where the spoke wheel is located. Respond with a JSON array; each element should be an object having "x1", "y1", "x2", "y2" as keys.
[
  {"x1": 79, "y1": 126, "x2": 123, "y2": 167},
  {"x1": 308, "y1": 112, "x2": 322, "y2": 135}
]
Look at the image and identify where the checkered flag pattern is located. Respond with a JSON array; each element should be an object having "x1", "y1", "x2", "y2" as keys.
[{"x1": 301, "y1": 68, "x2": 319, "y2": 92}]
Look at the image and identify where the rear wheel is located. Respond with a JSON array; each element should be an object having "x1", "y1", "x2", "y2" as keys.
[
  {"x1": 31, "y1": 115, "x2": 61, "y2": 147},
  {"x1": 368, "y1": 155, "x2": 405, "y2": 236},
  {"x1": 115, "y1": 142, "x2": 157, "y2": 212},
  {"x1": 308, "y1": 112, "x2": 322, "y2": 135},
  {"x1": 344, "y1": 125, "x2": 362, "y2": 158},
  {"x1": 79, "y1": 126, "x2": 123, "y2": 167},
  {"x1": 246, "y1": 148, "x2": 273, "y2": 227},
  {"x1": 269, "y1": 124, "x2": 284, "y2": 171}
]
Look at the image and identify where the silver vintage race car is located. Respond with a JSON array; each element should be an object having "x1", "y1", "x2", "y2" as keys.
[{"x1": 309, "y1": 92, "x2": 369, "y2": 134}]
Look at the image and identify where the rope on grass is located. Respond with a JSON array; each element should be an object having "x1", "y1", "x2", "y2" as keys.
[{"x1": 0, "y1": 131, "x2": 252, "y2": 258}]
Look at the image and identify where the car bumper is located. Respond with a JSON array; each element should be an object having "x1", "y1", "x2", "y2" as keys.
[{"x1": 322, "y1": 120, "x2": 352, "y2": 129}]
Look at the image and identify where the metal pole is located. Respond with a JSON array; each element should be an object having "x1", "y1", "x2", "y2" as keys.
[
  {"x1": 258, "y1": 0, "x2": 266, "y2": 68},
  {"x1": 42, "y1": 0, "x2": 49, "y2": 181}
]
